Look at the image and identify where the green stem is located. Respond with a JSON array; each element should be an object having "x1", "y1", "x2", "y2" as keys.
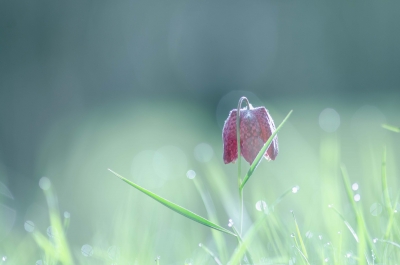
[{"x1": 236, "y1": 96, "x2": 250, "y2": 235}]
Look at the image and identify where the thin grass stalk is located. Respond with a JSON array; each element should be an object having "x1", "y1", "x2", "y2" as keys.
[{"x1": 236, "y1": 96, "x2": 250, "y2": 235}]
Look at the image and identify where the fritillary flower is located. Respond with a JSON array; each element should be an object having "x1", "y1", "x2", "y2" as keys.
[{"x1": 222, "y1": 98, "x2": 278, "y2": 165}]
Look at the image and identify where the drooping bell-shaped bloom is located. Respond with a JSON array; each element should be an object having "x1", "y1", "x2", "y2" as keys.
[{"x1": 222, "y1": 103, "x2": 278, "y2": 165}]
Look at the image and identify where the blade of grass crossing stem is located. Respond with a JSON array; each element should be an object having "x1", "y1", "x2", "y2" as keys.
[
  {"x1": 382, "y1": 124, "x2": 400, "y2": 133},
  {"x1": 199, "y1": 243, "x2": 223, "y2": 265},
  {"x1": 385, "y1": 194, "x2": 399, "y2": 239},
  {"x1": 109, "y1": 169, "x2": 236, "y2": 237},
  {"x1": 230, "y1": 225, "x2": 255, "y2": 265},
  {"x1": 240, "y1": 110, "x2": 293, "y2": 190},
  {"x1": 292, "y1": 211, "x2": 308, "y2": 259},
  {"x1": 382, "y1": 146, "x2": 393, "y2": 215}
]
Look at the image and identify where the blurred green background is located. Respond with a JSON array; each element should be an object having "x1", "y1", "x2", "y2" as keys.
[{"x1": 0, "y1": 0, "x2": 400, "y2": 264}]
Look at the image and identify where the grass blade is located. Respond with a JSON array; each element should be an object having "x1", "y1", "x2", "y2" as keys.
[
  {"x1": 382, "y1": 124, "x2": 400, "y2": 133},
  {"x1": 291, "y1": 211, "x2": 308, "y2": 259},
  {"x1": 329, "y1": 205, "x2": 359, "y2": 243},
  {"x1": 240, "y1": 110, "x2": 293, "y2": 190},
  {"x1": 199, "y1": 243, "x2": 223, "y2": 265},
  {"x1": 109, "y1": 169, "x2": 237, "y2": 237},
  {"x1": 381, "y1": 146, "x2": 393, "y2": 216}
]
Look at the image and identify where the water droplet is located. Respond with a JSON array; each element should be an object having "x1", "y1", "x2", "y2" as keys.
[
  {"x1": 198, "y1": 243, "x2": 202, "y2": 247},
  {"x1": 319, "y1": 108, "x2": 340, "y2": 133},
  {"x1": 46, "y1": 226, "x2": 57, "y2": 239},
  {"x1": 324, "y1": 258, "x2": 329, "y2": 262},
  {"x1": 39, "y1": 177, "x2": 51, "y2": 191},
  {"x1": 290, "y1": 233, "x2": 295, "y2": 238},
  {"x1": 24, "y1": 220, "x2": 35, "y2": 233},
  {"x1": 373, "y1": 238, "x2": 378, "y2": 243},
  {"x1": 370, "y1": 203, "x2": 382, "y2": 216},
  {"x1": 319, "y1": 235, "x2": 323, "y2": 240},
  {"x1": 2, "y1": 256, "x2": 7, "y2": 261},
  {"x1": 184, "y1": 258, "x2": 193, "y2": 265},
  {"x1": 154, "y1": 256, "x2": 160, "y2": 261},
  {"x1": 36, "y1": 260, "x2": 43, "y2": 265},
  {"x1": 292, "y1": 186, "x2": 299, "y2": 193},
  {"x1": 64, "y1": 211, "x2": 70, "y2": 219},
  {"x1": 352, "y1": 183, "x2": 359, "y2": 191},
  {"x1": 81, "y1": 244, "x2": 93, "y2": 257},
  {"x1": 194, "y1": 143, "x2": 214, "y2": 163},
  {"x1": 255, "y1": 200, "x2": 267, "y2": 212},
  {"x1": 354, "y1": 194, "x2": 361, "y2": 202},
  {"x1": 107, "y1": 246, "x2": 120, "y2": 260},
  {"x1": 305, "y1": 231, "x2": 313, "y2": 239},
  {"x1": 186, "y1": 170, "x2": 196, "y2": 179}
]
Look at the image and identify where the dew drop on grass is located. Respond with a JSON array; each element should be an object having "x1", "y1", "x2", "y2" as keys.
[
  {"x1": 186, "y1": 170, "x2": 196, "y2": 179},
  {"x1": 351, "y1": 183, "x2": 359, "y2": 191},
  {"x1": 228, "y1": 219, "x2": 234, "y2": 227},
  {"x1": 64, "y1": 211, "x2": 70, "y2": 219},
  {"x1": 354, "y1": 194, "x2": 361, "y2": 202},
  {"x1": 305, "y1": 231, "x2": 313, "y2": 239},
  {"x1": 2, "y1": 256, "x2": 6, "y2": 261},
  {"x1": 198, "y1": 243, "x2": 202, "y2": 247},
  {"x1": 373, "y1": 238, "x2": 378, "y2": 243},
  {"x1": 370, "y1": 203, "x2": 382, "y2": 216},
  {"x1": 255, "y1": 200, "x2": 267, "y2": 212},
  {"x1": 81, "y1": 244, "x2": 93, "y2": 257},
  {"x1": 319, "y1": 235, "x2": 323, "y2": 240},
  {"x1": 46, "y1": 226, "x2": 57, "y2": 239},
  {"x1": 290, "y1": 233, "x2": 295, "y2": 238},
  {"x1": 39, "y1": 177, "x2": 51, "y2": 191},
  {"x1": 292, "y1": 186, "x2": 300, "y2": 193},
  {"x1": 324, "y1": 258, "x2": 329, "y2": 262},
  {"x1": 24, "y1": 220, "x2": 35, "y2": 233}
]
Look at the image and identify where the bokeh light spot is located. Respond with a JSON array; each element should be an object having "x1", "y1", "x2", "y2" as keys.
[
  {"x1": 354, "y1": 194, "x2": 361, "y2": 202},
  {"x1": 319, "y1": 108, "x2": 340, "y2": 133},
  {"x1": 194, "y1": 143, "x2": 214, "y2": 163},
  {"x1": 351, "y1": 183, "x2": 359, "y2": 191},
  {"x1": 81, "y1": 244, "x2": 93, "y2": 257},
  {"x1": 39, "y1": 177, "x2": 51, "y2": 191}
]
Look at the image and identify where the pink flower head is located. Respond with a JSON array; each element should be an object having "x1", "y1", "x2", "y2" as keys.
[{"x1": 222, "y1": 101, "x2": 278, "y2": 165}]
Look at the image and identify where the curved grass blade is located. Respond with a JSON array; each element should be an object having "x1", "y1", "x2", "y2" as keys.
[
  {"x1": 240, "y1": 110, "x2": 293, "y2": 190},
  {"x1": 199, "y1": 243, "x2": 223, "y2": 265},
  {"x1": 377, "y1": 238, "x2": 400, "y2": 249},
  {"x1": 329, "y1": 205, "x2": 359, "y2": 243},
  {"x1": 109, "y1": 169, "x2": 236, "y2": 237},
  {"x1": 291, "y1": 211, "x2": 308, "y2": 259},
  {"x1": 382, "y1": 124, "x2": 400, "y2": 133}
]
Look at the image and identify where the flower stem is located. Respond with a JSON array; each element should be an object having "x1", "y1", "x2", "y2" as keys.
[{"x1": 236, "y1": 96, "x2": 250, "y2": 235}]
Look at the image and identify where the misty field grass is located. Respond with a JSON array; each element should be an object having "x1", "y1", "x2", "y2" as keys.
[{"x1": 0, "y1": 99, "x2": 399, "y2": 265}]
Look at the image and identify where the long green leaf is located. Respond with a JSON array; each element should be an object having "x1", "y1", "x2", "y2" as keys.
[
  {"x1": 240, "y1": 110, "x2": 293, "y2": 190},
  {"x1": 109, "y1": 169, "x2": 236, "y2": 237},
  {"x1": 382, "y1": 124, "x2": 400, "y2": 133}
]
